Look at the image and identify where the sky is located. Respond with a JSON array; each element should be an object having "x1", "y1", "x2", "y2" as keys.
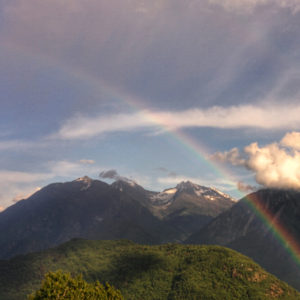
[{"x1": 1, "y1": 0, "x2": 300, "y2": 209}]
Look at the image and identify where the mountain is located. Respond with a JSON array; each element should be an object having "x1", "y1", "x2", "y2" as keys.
[
  {"x1": 0, "y1": 177, "x2": 234, "y2": 259},
  {"x1": 0, "y1": 239, "x2": 298, "y2": 300},
  {"x1": 186, "y1": 189, "x2": 300, "y2": 290},
  {"x1": 0, "y1": 177, "x2": 172, "y2": 259},
  {"x1": 149, "y1": 181, "x2": 235, "y2": 240}
]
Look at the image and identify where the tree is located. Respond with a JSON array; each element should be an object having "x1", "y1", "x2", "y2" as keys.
[{"x1": 28, "y1": 270, "x2": 123, "y2": 300}]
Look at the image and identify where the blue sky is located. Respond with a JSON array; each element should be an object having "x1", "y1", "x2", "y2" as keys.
[{"x1": 1, "y1": 0, "x2": 300, "y2": 209}]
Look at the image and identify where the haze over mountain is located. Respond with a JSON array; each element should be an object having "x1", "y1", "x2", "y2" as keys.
[
  {"x1": 186, "y1": 189, "x2": 300, "y2": 290},
  {"x1": 0, "y1": 176, "x2": 234, "y2": 259}
]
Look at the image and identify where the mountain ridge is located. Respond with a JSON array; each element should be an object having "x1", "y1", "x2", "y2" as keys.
[{"x1": 0, "y1": 177, "x2": 234, "y2": 259}]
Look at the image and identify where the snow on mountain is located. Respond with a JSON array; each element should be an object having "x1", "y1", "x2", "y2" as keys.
[
  {"x1": 149, "y1": 181, "x2": 235, "y2": 207},
  {"x1": 74, "y1": 176, "x2": 93, "y2": 190},
  {"x1": 150, "y1": 188, "x2": 177, "y2": 206},
  {"x1": 175, "y1": 181, "x2": 235, "y2": 202},
  {"x1": 110, "y1": 177, "x2": 139, "y2": 191}
]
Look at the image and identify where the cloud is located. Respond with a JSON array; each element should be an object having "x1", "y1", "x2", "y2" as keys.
[
  {"x1": 79, "y1": 159, "x2": 95, "y2": 165},
  {"x1": 12, "y1": 187, "x2": 41, "y2": 203},
  {"x1": 237, "y1": 181, "x2": 257, "y2": 193},
  {"x1": 0, "y1": 170, "x2": 52, "y2": 183},
  {"x1": 0, "y1": 139, "x2": 48, "y2": 151},
  {"x1": 54, "y1": 104, "x2": 300, "y2": 140},
  {"x1": 210, "y1": 0, "x2": 300, "y2": 13},
  {"x1": 155, "y1": 167, "x2": 178, "y2": 177},
  {"x1": 0, "y1": 206, "x2": 4, "y2": 212},
  {"x1": 212, "y1": 132, "x2": 300, "y2": 190},
  {"x1": 99, "y1": 169, "x2": 119, "y2": 179},
  {"x1": 210, "y1": 148, "x2": 246, "y2": 166},
  {"x1": 281, "y1": 131, "x2": 300, "y2": 150},
  {"x1": 55, "y1": 112, "x2": 153, "y2": 140},
  {"x1": 48, "y1": 160, "x2": 100, "y2": 178},
  {"x1": 3, "y1": 0, "x2": 300, "y2": 114},
  {"x1": 0, "y1": 171, "x2": 51, "y2": 209},
  {"x1": 0, "y1": 159, "x2": 102, "y2": 208},
  {"x1": 98, "y1": 169, "x2": 147, "y2": 187}
]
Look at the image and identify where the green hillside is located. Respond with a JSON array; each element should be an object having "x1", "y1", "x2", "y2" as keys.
[{"x1": 0, "y1": 239, "x2": 298, "y2": 299}]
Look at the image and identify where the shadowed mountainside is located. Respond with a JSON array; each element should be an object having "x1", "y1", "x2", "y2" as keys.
[{"x1": 186, "y1": 189, "x2": 300, "y2": 291}]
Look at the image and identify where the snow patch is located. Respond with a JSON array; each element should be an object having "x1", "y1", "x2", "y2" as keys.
[
  {"x1": 163, "y1": 188, "x2": 177, "y2": 194},
  {"x1": 149, "y1": 189, "x2": 177, "y2": 206},
  {"x1": 74, "y1": 176, "x2": 93, "y2": 190}
]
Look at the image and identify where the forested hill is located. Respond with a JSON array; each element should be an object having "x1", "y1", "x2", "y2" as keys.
[{"x1": 0, "y1": 239, "x2": 298, "y2": 300}]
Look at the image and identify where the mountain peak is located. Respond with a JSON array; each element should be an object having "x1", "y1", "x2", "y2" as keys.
[
  {"x1": 74, "y1": 176, "x2": 93, "y2": 190},
  {"x1": 176, "y1": 180, "x2": 200, "y2": 191},
  {"x1": 175, "y1": 181, "x2": 235, "y2": 201},
  {"x1": 111, "y1": 177, "x2": 138, "y2": 191},
  {"x1": 74, "y1": 176, "x2": 93, "y2": 182}
]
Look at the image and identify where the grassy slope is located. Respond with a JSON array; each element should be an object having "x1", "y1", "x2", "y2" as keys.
[{"x1": 0, "y1": 239, "x2": 299, "y2": 300}]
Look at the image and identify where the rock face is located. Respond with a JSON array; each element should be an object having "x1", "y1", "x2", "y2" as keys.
[
  {"x1": 186, "y1": 189, "x2": 300, "y2": 290},
  {"x1": 0, "y1": 177, "x2": 234, "y2": 259}
]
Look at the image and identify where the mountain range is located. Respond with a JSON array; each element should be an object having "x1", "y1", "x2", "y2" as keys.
[
  {"x1": 1, "y1": 176, "x2": 300, "y2": 292},
  {"x1": 0, "y1": 176, "x2": 234, "y2": 259}
]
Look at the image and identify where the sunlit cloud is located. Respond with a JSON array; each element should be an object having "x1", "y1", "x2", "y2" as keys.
[
  {"x1": 212, "y1": 132, "x2": 300, "y2": 190},
  {"x1": 281, "y1": 131, "x2": 300, "y2": 150},
  {"x1": 12, "y1": 187, "x2": 41, "y2": 203},
  {"x1": 79, "y1": 159, "x2": 95, "y2": 165}
]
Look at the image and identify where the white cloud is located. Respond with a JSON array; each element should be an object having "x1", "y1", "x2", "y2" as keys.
[
  {"x1": 55, "y1": 112, "x2": 154, "y2": 140},
  {"x1": 209, "y1": 0, "x2": 300, "y2": 13},
  {"x1": 54, "y1": 104, "x2": 300, "y2": 140},
  {"x1": 210, "y1": 148, "x2": 246, "y2": 166},
  {"x1": 212, "y1": 132, "x2": 300, "y2": 190},
  {"x1": 281, "y1": 131, "x2": 300, "y2": 150}
]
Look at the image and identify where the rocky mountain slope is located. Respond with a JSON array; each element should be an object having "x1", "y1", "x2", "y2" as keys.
[
  {"x1": 0, "y1": 177, "x2": 234, "y2": 259},
  {"x1": 149, "y1": 181, "x2": 235, "y2": 240},
  {"x1": 186, "y1": 189, "x2": 300, "y2": 290}
]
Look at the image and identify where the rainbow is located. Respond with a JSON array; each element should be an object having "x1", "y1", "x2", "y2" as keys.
[
  {"x1": 243, "y1": 192, "x2": 300, "y2": 268},
  {"x1": 5, "y1": 41, "x2": 300, "y2": 269}
]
